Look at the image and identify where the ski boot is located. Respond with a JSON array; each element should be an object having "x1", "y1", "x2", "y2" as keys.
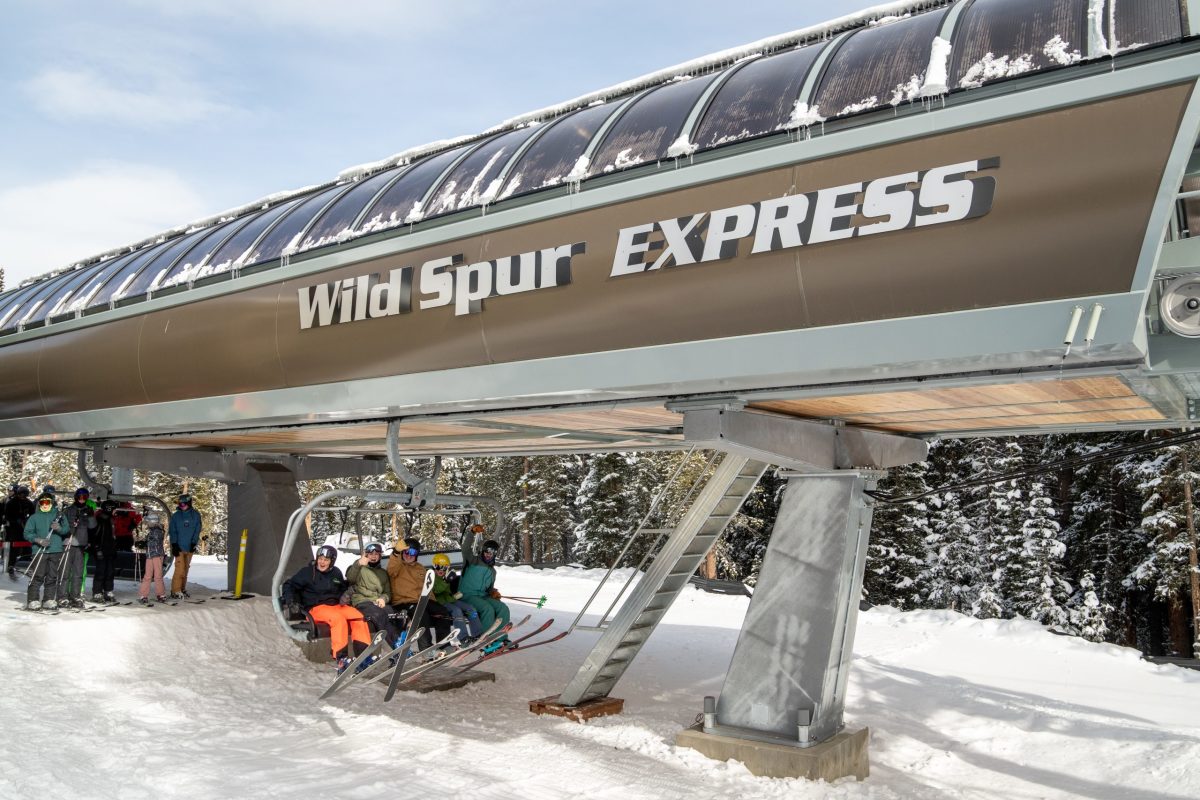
[
  {"x1": 335, "y1": 656, "x2": 353, "y2": 674},
  {"x1": 104, "y1": 592, "x2": 116, "y2": 603},
  {"x1": 156, "y1": 595, "x2": 168, "y2": 603},
  {"x1": 25, "y1": 600, "x2": 40, "y2": 611},
  {"x1": 92, "y1": 592, "x2": 104, "y2": 602},
  {"x1": 138, "y1": 597, "x2": 150, "y2": 605},
  {"x1": 481, "y1": 638, "x2": 511, "y2": 655}
]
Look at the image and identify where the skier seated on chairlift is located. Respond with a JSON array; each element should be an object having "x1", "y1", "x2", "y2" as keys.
[
  {"x1": 430, "y1": 552, "x2": 482, "y2": 646},
  {"x1": 459, "y1": 524, "x2": 513, "y2": 653},
  {"x1": 283, "y1": 544, "x2": 372, "y2": 672},
  {"x1": 346, "y1": 542, "x2": 406, "y2": 647},
  {"x1": 387, "y1": 536, "x2": 436, "y2": 650}
]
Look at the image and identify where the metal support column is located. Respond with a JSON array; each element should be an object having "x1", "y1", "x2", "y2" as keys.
[
  {"x1": 228, "y1": 463, "x2": 308, "y2": 595},
  {"x1": 708, "y1": 470, "x2": 880, "y2": 745}
]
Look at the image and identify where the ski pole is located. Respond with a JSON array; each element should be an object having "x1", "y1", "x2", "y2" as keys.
[
  {"x1": 23, "y1": 547, "x2": 44, "y2": 579},
  {"x1": 504, "y1": 595, "x2": 548, "y2": 608}
]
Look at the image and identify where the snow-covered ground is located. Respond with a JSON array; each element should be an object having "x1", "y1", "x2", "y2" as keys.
[{"x1": 2, "y1": 556, "x2": 1197, "y2": 799}]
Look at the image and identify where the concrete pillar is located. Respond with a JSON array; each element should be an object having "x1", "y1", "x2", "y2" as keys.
[
  {"x1": 227, "y1": 463, "x2": 310, "y2": 595},
  {"x1": 712, "y1": 470, "x2": 877, "y2": 744}
]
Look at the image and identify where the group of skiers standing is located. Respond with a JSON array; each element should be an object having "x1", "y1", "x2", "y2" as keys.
[
  {"x1": 1, "y1": 483, "x2": 205, "y2": 610},
  {"x1": 282, "y1": 523, "x2": 512, "y2": 670}
]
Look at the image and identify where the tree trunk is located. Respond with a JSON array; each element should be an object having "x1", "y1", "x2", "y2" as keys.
[
  {"x1": 1184, "y1": 449, "x2": 1200, "y2": 659},
  {"x1": 1168, "y1": 593, "x2": 1191, "y2": 656},
  {"x1": 521, "y1": 457, "x2": 532, "y2": 564}
]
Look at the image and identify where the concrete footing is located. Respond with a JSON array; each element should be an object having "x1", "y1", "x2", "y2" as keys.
[
  {"x1": 675, "y1": 723, "x2": 869, "y2": 781},
  {"x1": 529, "y1": 694, "x2": 625, "y2": 722}
]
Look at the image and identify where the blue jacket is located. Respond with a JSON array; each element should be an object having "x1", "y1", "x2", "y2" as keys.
[{"x1": 170, "y1": 507, "x2": 203, "y2": 551}]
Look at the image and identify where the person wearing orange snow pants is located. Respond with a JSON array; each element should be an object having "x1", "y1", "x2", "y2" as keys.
[
  {"x1": 307, "y1": 603, "x2": 371, "y2": 661},
  {"x1": 282, "y1": 544, "x2": 372, "y2": 667}
]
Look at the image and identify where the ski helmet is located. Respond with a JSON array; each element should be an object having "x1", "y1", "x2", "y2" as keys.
[
  {"x1": 316, "y1": 544, "x2": 338, "y2": 561},
  {"x1": 36, "y1": 492, "x2": 54, "y2": 507},
  {"x1": 364, "y1": 542, "x2": 383, "y2": 556},
  {"x1": 74, "y1": 487, "x2": 90, "y2": 500},
  {"x1": 480, "y1": 539, "x2": 500, "y2": 562},
  {"x1": 15, "y1": 485, "x2": 29, "y2": 497},
  {"x1": 432, "y1": 553, "x2": 451, "y2": 569},
  {"x1": 146, "y1": 512, "x2": 161, "y2": 524},
  {"x1": 178, "y1": 493, "x2": 192, "y2": 505}
]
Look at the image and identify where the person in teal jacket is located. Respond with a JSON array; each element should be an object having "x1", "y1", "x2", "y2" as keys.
[
  {"x1": 24, "y1": 492, "x2": 67, "y2": 610},
  {"x1": 458, "y1": 524, "x2": 510, "y2": 645}
]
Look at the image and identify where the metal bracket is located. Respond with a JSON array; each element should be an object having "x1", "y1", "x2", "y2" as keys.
[{"x1": 682, "y1": 408, "x2": 927, "y2": 470}]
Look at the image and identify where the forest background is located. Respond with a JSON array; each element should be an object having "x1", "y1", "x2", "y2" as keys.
[{"x1": 3, "y1": 429, "x2": 1197, "y2": 658}]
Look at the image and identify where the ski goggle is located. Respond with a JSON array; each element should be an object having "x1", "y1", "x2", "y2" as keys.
[
  {"x1": 401, "y1": 547, "x2": 419, "y2": 557},
  {"x1": 38, "y1": 500, "x2": 52, "y2": 509},
  {"x1": 433, "y1": 565, "x2": 448, "y2": 572},
  {"x1": 482, "y1": 547, "x2": 497, "y2": 557}
]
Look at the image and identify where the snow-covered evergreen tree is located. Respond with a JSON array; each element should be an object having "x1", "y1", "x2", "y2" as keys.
[
  {"x1": 1014, "y1": 481, "x2": 1071, "y2": 628},
  {"x1": 573, "y1": 452, "x2": 644, "y2": 568},
  {"x1": 922, "y1": 490, "x2": 978, "y2": 613},
  {"x1": 865, "y1": 460, "x2": 931, "y2": 609},
  {"x1": 1071, "y1": 572, "x2": 1111, "y2": 642}
]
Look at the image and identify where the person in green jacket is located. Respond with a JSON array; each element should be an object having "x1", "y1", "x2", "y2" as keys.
[
  {"x1": 24, "y1": 492, "x2": 67, "y2": 610},
  {"x1": 458, "y1": 524, "x2": 511, "y2": 646},
  {"x1": 346, "y1": 542, "x2": 403, "y2": 646},
  {"x1": 431, "y1": 552, "x2": 482, "y2": 644}
]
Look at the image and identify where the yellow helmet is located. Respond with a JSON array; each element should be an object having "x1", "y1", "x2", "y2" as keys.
[{"x1": 432, "y1": 553, "x2": 451, "y2": 568}]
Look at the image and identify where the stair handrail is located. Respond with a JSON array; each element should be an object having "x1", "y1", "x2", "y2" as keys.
[
  {"x1": 568, "y1": 445, "x2": 701, "y2": 633},
  {"x1": 595, "y1": 450, "x2": 724, "y2": 623}
]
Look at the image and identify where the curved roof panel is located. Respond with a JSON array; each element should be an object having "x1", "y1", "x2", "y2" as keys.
[
  {"x1": 950, "y1": 0, "x2": 1088, "y2": 90},
  {"x1": 500, "y1": 104, "x2": 619, "y2": 197},
  {"x1": 424, "y1": 126, "x2": 541, "y2": 218},
  {"x1": 242, "y1": 184, "x2": 349, "y2": 266},
  {"x1": 694, "y1": 44, "x2": 826, "y2": 150},
  {"x1": 300, "y1": 168, "x2": 403, "y2": 252},
  {"x1": 812, "y1": 8, "x2": 949, "y2": 119},
  {"x1": 205, "y1": 197, "x2": 306, "y2": 273},
  {"x1": 357, "y1": 144, "x2": 473, "y2": 233},
  {"x1": 588, "y1": 73, "x2": 722, "y2": 176},
  {"x1": 1109, "y1": 0, "x2": 1184, "y2": 53}
]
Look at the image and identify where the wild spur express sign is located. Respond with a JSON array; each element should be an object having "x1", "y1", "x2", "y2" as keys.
[{"x1": 297, "y1": 158, "x2": 999, "y2": 330}]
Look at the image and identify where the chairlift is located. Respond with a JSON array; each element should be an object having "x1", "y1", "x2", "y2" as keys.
[{"x1": 271, "y1": 488, "x2": 506, "y2": 644}]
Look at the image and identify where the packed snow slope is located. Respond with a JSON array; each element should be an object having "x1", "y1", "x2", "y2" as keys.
[{"x1": 2, "y1": 557, "x2": 1197, "y2": 800}]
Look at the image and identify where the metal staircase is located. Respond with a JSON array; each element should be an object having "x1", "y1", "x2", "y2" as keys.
[{"x1": 558, "y1": 454, "x2": 768, "y2": 706}]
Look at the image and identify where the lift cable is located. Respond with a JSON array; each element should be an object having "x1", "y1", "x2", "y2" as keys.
[{"x1": 867, "y1": 427, "x2": 1200, "y2": 505}]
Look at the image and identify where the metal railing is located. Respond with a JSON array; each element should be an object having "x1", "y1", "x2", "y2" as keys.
[{"x1": 567, "y1": 447, "x2": 722, "y2": 633}]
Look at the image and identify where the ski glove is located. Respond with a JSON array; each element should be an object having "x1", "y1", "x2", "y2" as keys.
[
  {"x1": 453, "y1": 592, "x2": 463, "y2": 600},
  {"x1": 488, "y1": 589, "x2": 502, "y2": 600},
  {"x1": 171, "y1": 544, "x2": 181, "y2": 557},
  {"x1": 287, "y1": 602, "x2": 302, "y2": 618}
]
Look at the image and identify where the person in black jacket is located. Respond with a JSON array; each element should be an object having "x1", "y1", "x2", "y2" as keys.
[
  {"x1": 59, "y1": 488, "x2": 96, "y2": 607},
  {"x1": 4, "y1": 485, "x2": 34, "y2": 578},
  {"x1": 89, "y1": 500, "x2": 119, "y2": 602},
  {"x1": 282, "y1": 544, "x2": 371, "y2": 668}
]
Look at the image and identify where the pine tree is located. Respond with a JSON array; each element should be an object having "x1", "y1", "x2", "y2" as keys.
[
  {"x1": 922, "y1": 490, "x2": 978, "y2": 613},
  {"x1": 1071, "y1": 572, "x2": 1111, "y2": 642},
  {"x1": 864, "y1": 460, "x2": 931, "y2": 609},
  {"x1": 573, "y1": 452, "x2": 643, "y2": 568},
  {"x1": 1014, "y1": 481, "x2": 1071, "y2": 628},
  {"x1": 716, "y1": 465, "x2": 782, "y2": 586}
]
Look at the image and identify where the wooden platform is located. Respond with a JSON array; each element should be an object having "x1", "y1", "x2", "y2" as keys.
[{"x1": 529, "y1": 694, "x2": 625, "y2": 722}]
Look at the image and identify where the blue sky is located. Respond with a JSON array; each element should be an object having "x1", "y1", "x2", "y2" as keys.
[{"x1": 0, "y1": 0, "x2": 867, "y2": 285}]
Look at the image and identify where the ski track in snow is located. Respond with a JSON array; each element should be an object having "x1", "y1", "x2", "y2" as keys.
[{"x1": 2, "y1": 559, "x2": 1198, "y2": 799}]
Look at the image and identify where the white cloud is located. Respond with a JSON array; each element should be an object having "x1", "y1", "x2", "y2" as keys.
[
  {"x1": 124, "y1": 0, "x2": 487, "y2": 38},
  {"x1": 25, "y1": 67, "x2": 236, "y2": 127},
  {"x1": 0, "y1": 163, "x2": 210, "y2": 286}
]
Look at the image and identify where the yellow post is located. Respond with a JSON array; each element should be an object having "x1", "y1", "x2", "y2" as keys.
[{"x1": 233, "y1": 529, "x2": 249, "y2": 597}]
